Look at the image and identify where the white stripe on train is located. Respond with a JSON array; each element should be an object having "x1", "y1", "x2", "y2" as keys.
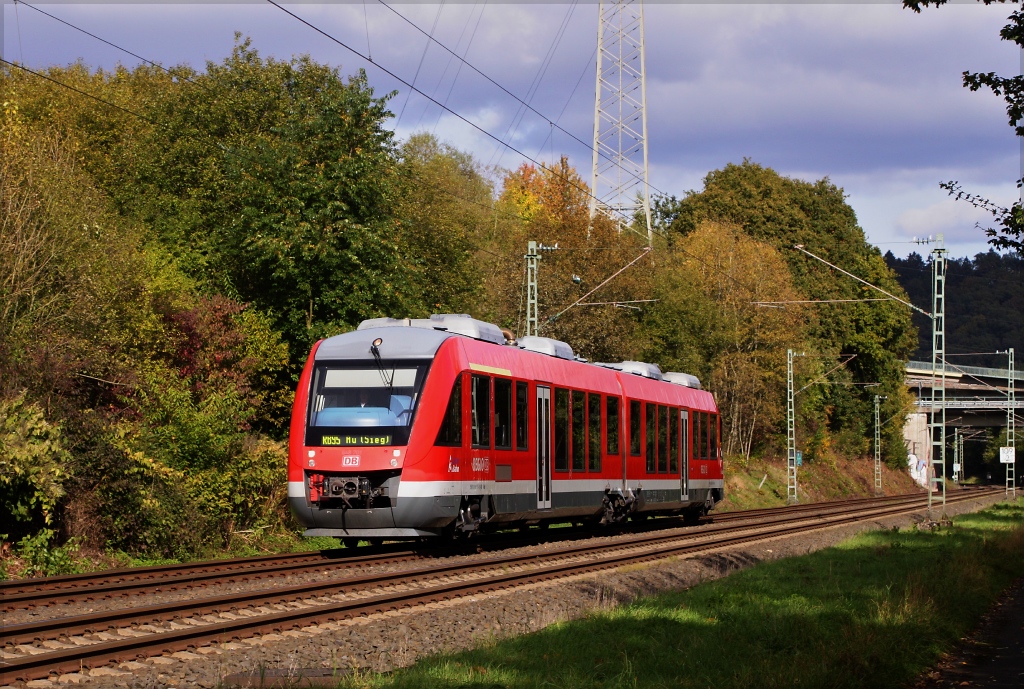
[{"x1": 289, "y1": 478, "x2": 723, "y2": 500}]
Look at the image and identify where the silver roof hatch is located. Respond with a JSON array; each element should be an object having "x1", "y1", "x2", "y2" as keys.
[
  {"x1": 518, "y1": 336, "x2": 575, "y2": 361},
  {"x1": 594, "y1": 361, "x2": 664, "y2": 380},
  {"x1": 357, "y1": 317, "x2": 412, "y2": 330},
  {"x1": 356, "y1": 313, "x2": 506, "y2": 346},
  {"x1": 663, "y1": 372, "x2": 702, "y2": 389}
]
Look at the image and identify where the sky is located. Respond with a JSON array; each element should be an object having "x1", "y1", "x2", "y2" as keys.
[{"x1": 2, "y1": 1, "x2": 1020, "y2": 260}]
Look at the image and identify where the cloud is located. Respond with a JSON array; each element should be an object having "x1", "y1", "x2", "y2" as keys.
[
  {"x1": 895, "y1": 199, "x2": 999, "y2": 244},
  {"x1": 5, "y1": 1, "x2": 1018, "y2": 259}
]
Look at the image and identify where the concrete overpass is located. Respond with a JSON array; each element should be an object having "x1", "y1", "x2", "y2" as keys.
[
  {"x1": 905, "y1": 360, "x2": 1022, "y2": 428},
  {"x1": 903, "y1": 360, "x2": 1020, "y2": 484}
]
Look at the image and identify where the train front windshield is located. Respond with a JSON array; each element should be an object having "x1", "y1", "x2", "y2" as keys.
[{"x1": 305, "y1": 360, "x2": 430, "y2": 447}]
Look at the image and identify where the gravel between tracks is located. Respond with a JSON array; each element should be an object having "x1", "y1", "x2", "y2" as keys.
[{"x1": 4, "y1": 491, "x2": 1007, "y2": 689}]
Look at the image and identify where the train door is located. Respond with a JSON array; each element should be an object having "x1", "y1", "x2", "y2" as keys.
[
  {"x1": 536, "y1": 385, "x2": 552, "y2": 509},
  {"x1": 679, "y1": 409, "x2": 689, "y2": 500}
]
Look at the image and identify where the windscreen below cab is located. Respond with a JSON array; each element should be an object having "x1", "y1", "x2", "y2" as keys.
[{"x1": 305, "y1": 360, "x2": 431, "y2": 447}]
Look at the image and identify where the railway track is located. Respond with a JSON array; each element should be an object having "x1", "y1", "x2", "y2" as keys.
[
  {"x1": 1, "y1": 490, "x2": 953, "y2": 612},
  {"x1": 0, "y1": 488, "x2": 999, "y2": 684}
]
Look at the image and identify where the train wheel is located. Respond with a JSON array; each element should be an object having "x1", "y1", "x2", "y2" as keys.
[{"x1": 683, "y1": 506, "x2": 705, "y2": 525}]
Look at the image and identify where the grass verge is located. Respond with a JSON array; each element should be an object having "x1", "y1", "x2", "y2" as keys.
[{"x1": 341, "y1": 499, "x2": 1023, "y2": 689}]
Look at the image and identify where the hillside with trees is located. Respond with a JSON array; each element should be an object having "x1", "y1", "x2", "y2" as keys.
[
  {"x1": 1, "y1": 43, "x2": 919, "y2": 569},
  {"x1": 884, "y1": 251, "x2": 1023, "y2": 368}
]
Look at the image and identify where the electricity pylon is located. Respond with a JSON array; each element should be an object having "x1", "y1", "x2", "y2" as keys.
[{"x1": 590, "y1": 0, "x2": 653, "y2": 244}]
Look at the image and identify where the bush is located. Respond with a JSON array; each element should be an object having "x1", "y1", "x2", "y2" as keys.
[
  {"x1": 0, "y1": 393, "x2": 70, "y2": 538},
  {"x1": 15, "y1": 529, "x2": 83, "y2": 577}
]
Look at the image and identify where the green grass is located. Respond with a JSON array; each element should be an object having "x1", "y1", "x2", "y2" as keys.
[{"x1": 338, "y1": 499, "x2": 1024, "y2": 689}]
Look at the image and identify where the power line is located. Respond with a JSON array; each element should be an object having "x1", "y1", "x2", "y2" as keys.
[
  {"x1": 543, "y1": 246, "x2": 652, "y2": 327},
  {"x1": 1, "y1": 36, "x2": 636, "y2": 264},
  {"x1": 395, "y1": 2, "x2": 445, "y2": 126},
  {"x1": 751, "y1": 298, "x2": 892, "y2": 306},
  {"x1": 13, "y1": 2, "x2": 758, "y2": 306},
  {"x1": 577, "y1": 299, "x2": 658, "y2": 306},
  {"x1": 378, "y1": 0, "x2": 669, "y2": 200},
  {"x1": 1, "y1": 58, "x2": 161, "y2": 127},
  {"x1": 267, "y1": 0, "x2": 640, "y2": 232},
  {"x1": 18, "y1": 2, "x2": 210, "y2": 93},
  {"x1": 794, "y1": 244, "x2": 931, "y2": 317},
  {"x1": 943, "y1": 351, "x2": 1007, "y2": 357},
  {"x1": 9, "y1": 4, "x2": 624, "y2": 244},
  {"x1": 11, "y1": 4, "x2": 525, "y2": 236},
  {"x1": 429, "y1": 2, "x2": 487, "y2": 134},
  {"x1": 20, "y1": 0, "x2": 657, "y2": 244},
  {"x1": 493, "y1": 1, "x2": 578, "y2": 169}
]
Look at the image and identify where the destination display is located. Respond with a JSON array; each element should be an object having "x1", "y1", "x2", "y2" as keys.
[{"x1": 320, "y1": 434, "x2": 392, "y2": 446}]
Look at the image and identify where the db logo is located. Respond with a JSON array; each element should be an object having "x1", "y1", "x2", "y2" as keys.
[
  {"x1": 342, "y1": 456, "x2": 360, "y2": 467},
  {"x1": 447, "y1": 457, "x2": 460, "y2": 473}
]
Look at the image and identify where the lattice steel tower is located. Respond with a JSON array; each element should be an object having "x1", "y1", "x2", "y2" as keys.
[
  {"x1": 929, "y1": 237, "x2": 948, "y2": 518},
  {"x1": 590, "y1": 0, "x2": 653, "y2": 244},
  {"x1": 1006, "y1": 348, "x2": 1016, "y2": 498}
]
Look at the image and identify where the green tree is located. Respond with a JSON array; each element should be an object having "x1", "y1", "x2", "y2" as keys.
[
  {"x1": 4, "y1": 38, "x2": 417, "y2": 372},
  {"x1": 128, "y1": 39, "x2": 410, "y2": 361},
  {"x1": 1, "y1": 69, "x2": 295, "y2": 556},
  {"x1": 904, "y1": 0, "x2": 1024, "y2": 252},
  {"x1": 395, "y1": 133, "x2": 490, "y2": 314}
]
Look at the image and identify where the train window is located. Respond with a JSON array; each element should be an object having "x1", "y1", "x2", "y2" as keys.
[
  {"x1": 705, "y1": 412, "x2": 712, "y2": 460},
  {"x1": 693, "y1": 412, "x2": 703, "y2": 460},
  {"x1": 515, "y1": 381, "x2": 529, "y2": 451},
  {"x1": 710, "y1": 413, "x2": 719, "y2": 460},
  {"x1": 494, "y1": 378, "x2": 512, "y2": 450},
  {"x1": 658, "y1": 405, "x2": 669, "y2": 473},
  {"x1": 588, "y1": 393, "x2": 601, "y2": 472},
  {"x1": 669, "y1": 408, "x2": 679, "y2": 473},
  {"x1": 572, "y1": 391, "x2": 585, "y2": 472},
  {"x1": 645, "y1": 403, "x2": 656, "y2": 473},
  {"x1": 471, "y1": 374, "x2": 491, "y2": 449},
  {"x1": 699, "y1": 412, "x2": 708, "y2": 460},
  {"x1": 606, "y1": 397, "x2": 620, "y2": 456},
  {"x1": 629, "y1": 400, "x2": 641, "y2": 456},
  {"x1": 305, "y1": 360, "x2": 429, "y2": 447},
  {"x1": 554, "y1": 388, "x2": 569, "y2": 472},
  {"x1": 434, "y1": 376, "x2": 463, "y2": 447}
]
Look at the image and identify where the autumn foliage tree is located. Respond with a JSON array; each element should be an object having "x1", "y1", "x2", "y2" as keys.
[
  {"x1": 642, "y1": 223, "x2": 805, "y2": 460},
  {"x1": 478, "y1": 158, "x2": 651, "y2": 363},
  {"x1": 653, "y1": 162, "x2": 916, "y2": 465}
]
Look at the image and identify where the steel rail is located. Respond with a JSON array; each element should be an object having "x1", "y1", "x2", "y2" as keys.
[
  {"x1": 0, "y1": 489, "x2": 999, "y2": 683},
  {"x1": 0, "y1": 491, "x2": 953, "y2": 641},
  {"x1": 0, "y1": 553, "x2": 330, "y2": 596},
  {"x1": 0, "y1": 547, "x2": 417, "y2": 597},
  {"x1": 1, "y1": 490, "x2": 966, "y2": 610},
  {"x1": 0, "y1": 550, "x2": 424, "y2": 611}
]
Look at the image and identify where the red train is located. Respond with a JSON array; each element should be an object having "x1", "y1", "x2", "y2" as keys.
[{"x1": 288, "y1": 314, "x2": 723, "y2": 541}]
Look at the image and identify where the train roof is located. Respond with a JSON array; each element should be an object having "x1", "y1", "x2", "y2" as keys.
[{"x1": 316, "y1": 314, "x2": 706, "y2": 399}]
